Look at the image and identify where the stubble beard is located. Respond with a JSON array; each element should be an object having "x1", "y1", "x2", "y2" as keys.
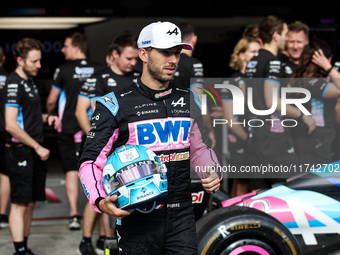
[
  {"x1": 23, "y1": 66, "x2": 38, "y2": 78},
  {"x1": 147, "y1": 57, "x2": 175, "y2": 85}
]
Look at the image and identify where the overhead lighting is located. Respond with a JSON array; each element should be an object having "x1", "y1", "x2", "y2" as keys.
[{"x1": 0, "y1": 17, "x2": 106, "y2": 29}]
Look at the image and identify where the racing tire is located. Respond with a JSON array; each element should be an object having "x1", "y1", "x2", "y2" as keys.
[{"x1": 196, "y1": 206, "x2": 301, "y2": 255}]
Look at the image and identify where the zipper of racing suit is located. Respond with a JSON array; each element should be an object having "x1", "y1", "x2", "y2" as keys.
[
  {"x1": 163, "y1": 98, "x2": 171, "y2": 182},
  {"x1": 162, "y1": 98, "x2": 174, "y2": 231}
]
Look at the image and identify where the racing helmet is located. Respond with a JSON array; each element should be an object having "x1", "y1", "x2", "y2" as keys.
[{"x1": 103, "y1": 144, "x2": 168, "y2": 210}]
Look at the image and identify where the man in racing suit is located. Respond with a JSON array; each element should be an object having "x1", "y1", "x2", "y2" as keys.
[{"x1": 79, "y1": 21, "x2": 220, "y2": 255}]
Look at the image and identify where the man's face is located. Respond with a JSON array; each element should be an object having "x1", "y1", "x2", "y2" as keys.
[
  {"x1": 278, "y1": 23, "x2": 289, "y2": 51},
  {"x1": 22, "y1": 49, "x2": 41, "y2": 77},
  {"x1": 113, "y1": 46, "x2": 139, "y2": 74},
  {"x1": 286, "y1": 30, "x2": 309, "y2": 62},
  {"x1": 146, "y1": 46, "x2": 182, "y2": 84},
  {"x1": 61, "y1": 38, "x2": 77, "y2": 60}
]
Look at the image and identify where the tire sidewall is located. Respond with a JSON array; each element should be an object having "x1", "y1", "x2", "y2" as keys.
[{"x1": 197, "y1": 206, "x2": 301, "y2": 255}]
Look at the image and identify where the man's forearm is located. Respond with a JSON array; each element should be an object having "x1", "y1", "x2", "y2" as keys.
[{"x1": 6, "y1": 122, "x2": 41, "y2": 150}]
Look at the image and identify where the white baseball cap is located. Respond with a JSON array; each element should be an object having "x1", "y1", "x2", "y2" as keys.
[{"x1": 137, "y1": 21, "x2": 193, "y2": 50}]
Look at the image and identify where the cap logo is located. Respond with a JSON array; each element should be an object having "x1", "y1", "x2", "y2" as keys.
[
  {"x1": 166, "y1": 28, "x2": 179, "y2": 36},
  {"x1": 142, "y1": 40, "x2": 151, "y2": 45}
]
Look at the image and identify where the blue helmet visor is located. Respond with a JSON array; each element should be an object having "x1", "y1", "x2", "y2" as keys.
[{"x1": 103, "y1": 160, "x2": 166, "y2": 195}]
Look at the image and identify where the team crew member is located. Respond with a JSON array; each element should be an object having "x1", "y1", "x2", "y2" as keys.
[
  {"x1": 0, "y1": 46, "x2": 10, "y2": 228},
  {"x1": 291, "y1": 39, "x2": 340, "y2": 165},
  {"x1": 77, "y1": 34, "x2": 140, "y2": 121},
  {"x1": 279, "y1": 21, "x2": 310, "y2": 77},
  {"x1": 172, "y1": 22, "x2": 216, "y2": 148},
  {"x1": 244, "y1": 15, "x2": 315, "y2": 189},
  {"x1": 78, "y1": 21, "x2": 220, "y2": 255},
  {"x1": 172, "y1": 22, "x2": 204, "y2": 88},
  {"x1": 4, "y1": 38, "x2": 59, "y2": 255},
  {"x1": 46, "y1": 33, "x2": 103, "y2": 230},
  {"x1": 224, "y1": 36, "x2": 260, "y2": 197},
  {"x1": 75, "y1": 34, "x2": 139, "y2": 255}
]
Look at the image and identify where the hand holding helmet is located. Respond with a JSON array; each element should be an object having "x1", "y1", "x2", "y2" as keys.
[
  {"x1": 97, "y1": 195, "x2": 132, "y2": 220},
  {"x1": 102, "y1": 144, "x2": 168, "y2": 211}
]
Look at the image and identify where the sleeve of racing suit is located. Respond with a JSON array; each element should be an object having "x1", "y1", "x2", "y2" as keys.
[
  {"x1": 78, "y1": 102, "x2": 120, "y2": 213},
  {"x1": 189, "y1": 90, "x2": 221, "y2": 179},
  {"x1": 190, "y1": 120, "x2": 220, "y2": 179}
]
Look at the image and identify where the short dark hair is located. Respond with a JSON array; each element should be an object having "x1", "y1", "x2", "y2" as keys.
[
  {"x1": 67, "y1": 32, "x2": 88, "y2": 55},
  {"x1": 108, "y1": 34, "x2": 138, "y2": 55},
  {"x1": 177, "y1": 22, "x2": 195, "y2": 42},
  {"x1": 288, "y1": 21, "x2": 309, "y2": 39},
  {"x1": 259, "y1": 15, "x2": 285, "y2": 44},
  {"x1": 13, "y1": 37, "x2": 43, "y2": 62}
]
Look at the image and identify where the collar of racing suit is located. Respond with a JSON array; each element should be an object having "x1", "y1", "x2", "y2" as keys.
[{"x1": 134, "y1": 77, "x2": 174, "y2": 101}]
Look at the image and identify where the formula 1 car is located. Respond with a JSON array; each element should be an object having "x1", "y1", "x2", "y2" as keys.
[{"x1": 196, "y1": 161, "x2": 340, "y2": 255}]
